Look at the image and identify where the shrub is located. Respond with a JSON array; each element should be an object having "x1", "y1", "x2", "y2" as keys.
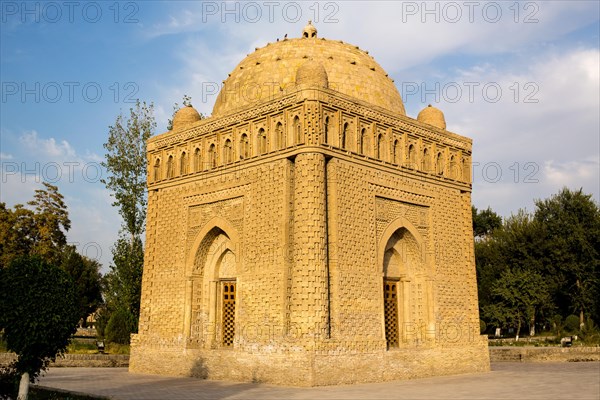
[
  {"x1": 480, "y1": 319, "x2": 487, "y2": 334},
  {"x1": 105, "y1": 308, "x2": 136, "y2": 345},
  {"x1": 578, "y1": 318, "x2": 600, "y2": 344},
  {"x1": 0, "y1": 365, "x2": 19, "y2": 400},
  {"x1": 94, "y1": 307, "x2": 111, "y2": 339},
  {"x1": 565, "y1": 315, "x2": 580, "y2": 333}
]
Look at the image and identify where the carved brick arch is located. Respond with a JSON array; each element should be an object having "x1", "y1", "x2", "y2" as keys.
[
  {"x1": 185, "y1": 216, "x2": 241, "y2": 347},
  {"x1": 186, "y1": 216, "x2": 240, "y2": 277},
  {"x1": 378, "y1": 216, "x2": 425, "y2": 271},
  {"x1": 379, "y1": 216, "x2": 433, "y2": 348}
]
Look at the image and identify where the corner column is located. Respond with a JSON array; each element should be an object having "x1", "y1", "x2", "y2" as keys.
[{"x1": 291, "y1": 152, "x2": 329, "y2": 348}]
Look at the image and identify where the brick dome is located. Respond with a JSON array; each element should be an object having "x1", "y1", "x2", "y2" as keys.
[
  {"x1": 417, "y1": 104, "x2": 446, "y2": 130},
  {"x1": 172, "y1": 105, "x2": 202, "y2": 131},
  {"x1": 212, "y1": 25, "x2": 406, "y2": 117}
]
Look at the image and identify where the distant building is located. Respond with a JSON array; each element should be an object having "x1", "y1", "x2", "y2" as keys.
[{"x1": 130, "y1": 22, "x2": 489, "y2": 386}]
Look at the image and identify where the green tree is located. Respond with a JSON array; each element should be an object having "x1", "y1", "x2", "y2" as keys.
[
  {"x1": 27, "y1": 182, "x2": 71, "y2": 265},
  {"x1": 0, "y1": 183, "x2": 70, "y2": 269},
  {"x1": 472, "y1": 205, "x2": 502, "y2": 239},
  {"x1": 534, "y1": 188, "x2": 600, "y2": 327},
  {"x1": 0, "y1": 203, "x2": 35, "y2": 268},
  {"x1": 60, "y1": 246, "x2": 103, "y2": 327},
  {"x1": 476, "y1": 210, "x2": 553, "y2": 335},
  {"x1": 0, "y1": 256, "x2": 79, "y2": 399},
  {"x1": 102, "y1": 100, "x2": 155, "y2": 340},
  {"x1": 101, "y1": 100, "x2": 155, "y2": 242},
  {"x1": 103, "y1": 236, "x2": 144, "y2": 324},
  {"x1": 483, "y1": 267, "x2": 550, "y2": 340}
]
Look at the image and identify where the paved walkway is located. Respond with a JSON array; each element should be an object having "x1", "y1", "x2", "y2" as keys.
[{"x1": 37, "y1": 362, "x2": 600, "y2": 400}]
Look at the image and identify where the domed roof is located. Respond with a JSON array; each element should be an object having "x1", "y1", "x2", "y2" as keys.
[
  {"x1": 417, "y1": 105, "x2": 446, "y2": 130},
  {"x1": 172, "y1": 105, "x2": 202, "y2": 131},
  {"x1": 295, "y1": 60, "x2": 328, "y2": 89},
  {"x1": 212, "y1": 25, "x2": 405, "y2": 117}
]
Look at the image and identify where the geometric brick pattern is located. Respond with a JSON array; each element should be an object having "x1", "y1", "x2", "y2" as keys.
[{"x1": 130, "y1": 25, "x2": 489, "y2": 386}]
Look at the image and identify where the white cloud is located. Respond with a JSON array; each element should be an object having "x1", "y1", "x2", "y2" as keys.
[
  {"x1": 4, "y1": 130, "x2": 119, "y2": 271},
  {"x1": 20, "y1": 130, "x2": 76, "y2": 159},
  {"x1": 0, "y1": 152, "x2": 13, "y2": 160},
  {"x1": 543, "y1": 158, "x2": 599, "y2": 189},
  {"x1": 317, "y1": 1, "x2": 599, "y2": 71},
  {"x1": 438, "y1": 47, "x2": 600, "y2": 214}
]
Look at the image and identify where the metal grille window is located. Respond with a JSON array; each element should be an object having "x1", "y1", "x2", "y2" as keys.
[
  {"x1": 222, "y1": 281, "x2": 236, "y2": 347},
  {"x1": 384, "y1": 280, "x2": 399, "y2": 348}
]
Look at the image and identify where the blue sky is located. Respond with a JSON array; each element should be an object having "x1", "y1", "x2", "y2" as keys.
[{"x1": 1, "y1": 1, "x2": 599, "y2": 271}]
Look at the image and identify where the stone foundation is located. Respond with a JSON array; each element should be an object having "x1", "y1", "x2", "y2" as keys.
[{"x1": 130, "y1": 336, "x2": 490, "y2": 386}]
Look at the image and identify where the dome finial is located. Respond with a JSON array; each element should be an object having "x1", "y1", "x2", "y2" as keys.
[{"x1": 302, "y1": 20, "x2": 317, "y2": 39}]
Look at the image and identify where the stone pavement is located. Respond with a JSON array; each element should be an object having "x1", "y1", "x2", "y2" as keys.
[{"x1": 36, "y1": 362, "x2": 600, "y2": 400}]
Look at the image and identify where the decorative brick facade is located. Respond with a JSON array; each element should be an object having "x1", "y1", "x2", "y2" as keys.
[{"x1": 129, "y1": 22, "x2": 489, "y2": 386}]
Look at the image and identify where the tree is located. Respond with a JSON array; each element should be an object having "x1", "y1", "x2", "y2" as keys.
[
  {"x1": 0, "y1": 256, "x2": 79, "y2": 399},
  {"x1": 60, "y1": 246, "x2": 103, "y2": 327},
  {"x1": 472, "y1": 205, "x2": 502, "y2": 240},
  {"x1": 27, "y1": 182, "x2": 71, "y2": 265},
  {"x1": 0, "y1": 183, "x2": 70, "y2": 269},
  {"x1": 101, "y1": 100, "x2": 155, "y2": 242},
  {"x1": 476, "y1": 210, "x2": 553, "y2": 335},
  {"x1": 101, "y1": 100, "x2": 155, "y2": 339},
  {"x1": 534, "y1": 188, "x2": 600, "y2": 327},
  {"x1": 483, "y1": 267, "x2": 550, "y2": 339},
  {"x1": 0, "y1": 203, "x2": 35, "y2": 268},
  {"x1": 475, "y1": 189, "x2": 600, "y2": 336},
  {"x1": 103, "y1": 236, "x2": 144, "y2": 324}
]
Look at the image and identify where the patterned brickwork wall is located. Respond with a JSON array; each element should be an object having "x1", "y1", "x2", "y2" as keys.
[{"x1": 132, "y1": 85, "x2": 487, "y2": 385}]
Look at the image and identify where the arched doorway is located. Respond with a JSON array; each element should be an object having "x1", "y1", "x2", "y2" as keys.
[
  {"x1": 186, "y1": 222, "x2": 240, "y2": 348},
  {"x1": 381, "y1": 223, "x2": 431, "y2": 348}
]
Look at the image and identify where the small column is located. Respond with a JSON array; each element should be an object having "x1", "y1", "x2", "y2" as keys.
[{"x1": 183, "y1": 280, "x2": 193, "y2": 338}]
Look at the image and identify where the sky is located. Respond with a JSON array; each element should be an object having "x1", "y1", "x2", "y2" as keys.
[{"x1": 1, "y1": 1, "x2": 599, "y2": 272}]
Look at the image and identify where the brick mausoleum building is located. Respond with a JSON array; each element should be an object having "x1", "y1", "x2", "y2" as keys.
[{"x1": 129, "y1": 22, "x2": 490, "y2": 386}]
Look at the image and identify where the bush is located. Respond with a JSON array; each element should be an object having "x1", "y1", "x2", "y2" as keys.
[
  {"x1": 480, "y1": 319, "x2": 487, "y2": 334},
  {"x1": 565, "y1": 314, "x2": 580, "y2": 333},
  {"x1": 0, "y1": 365, "x2": 19, "y2": 400},
  {"x1": 94, "y1": 307, "x2": 111, "y2": 339},
  {"x1": 0, "y1": 335, "x2": 6, "y2": 352},
  {"x1": 105, "y1": 308, "x2": 136, "y2": 345},
  {"x1": 578, "y1": 318, "x2": 600, "y2": 344}
]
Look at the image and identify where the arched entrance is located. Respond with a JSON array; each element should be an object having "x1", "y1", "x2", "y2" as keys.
[
  {"x1": 185, "y1": 220, "x2": 240, "y2": 349},
  {"x1": 380, "y1": 219, "x2": 433, "y2": 348}
]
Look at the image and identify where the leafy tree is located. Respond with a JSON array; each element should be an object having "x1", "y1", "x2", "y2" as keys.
[
  {"x1": 534, "y1": 188, "x2": 600, "y2": 327},
  {"x1": 101, "y1": 100, "x2": 155, "y2": 242},
  {"x1": 0, "y1": 256, "x2": 79, "y2": 399},
  {"x1": 475, "y1": 189, "x2": 600, "y2": 337},
  {"x1": 61, "y1": 246, "x2": 103, "y2": 327},
  {"x1": 483, "y1": 267, "x2": 550, "y2": 339},
  {"x1": 102, "y1": 100, "x2": 155, "y2": 340},
  {"x1": 476, "y1": 210, "x2": 553, "y2": 335},
  {"x1": 0, "y1": 183, "x2": 70, "y2": 269},
  {"x1": 472, "y1": 205, "x2": 502, "y2": 239},
  {"x1": 0, "y1": 203, "x2": 35, "y2": 268},
  {"x1": 27, "y1": 182, "x2": 71, "y2": 265},
  {"x1": 103, "y1": 236, "x2": 144, "y2": 322}
]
